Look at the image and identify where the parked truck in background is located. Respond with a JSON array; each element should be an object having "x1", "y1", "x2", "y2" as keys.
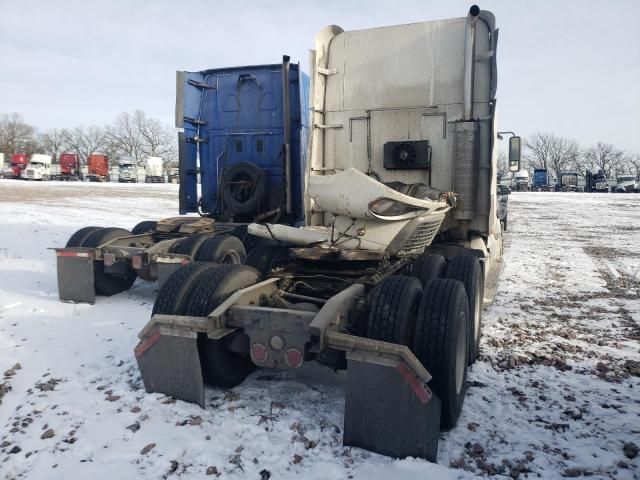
[
  {"x1": 615, "y1": 175, "x2": 638, "y2": 193},
  {"x1": 144, "y1": 156, "x2": 165, "y2": 183},
  {"x1": 6, "y1": 153, "x2": 29, "y2": 179},
  {"x1": 532, "y1": 168, "x2": 551, "y2": 191},
  {"x1": 86, "y1": 154, "x2": 109, "y2": 182},
  {"x1": 560, "y1": 172, "x2": 579, "y2": 192},
  {"x1": 512, "y1": 169, "x2": 530, "y2": 191},
  {"x1": 118, "y1": 157, "x2": 138, "y2": 183},
  {"x1": 55, "y1": 58, "x2": 309, "y2": 301},
  {"x1": 24, "y1": 154, "x2": 52, "y2": 180},
  {"x1": 132, "y1": 6, "x2": 517, "y2": 463},
  {"x1": 168, "y1": 167, "x2": 179, "y2": 183},
  {"x1": 55, "y1": 152, "x2": 80, "y2": 181}
]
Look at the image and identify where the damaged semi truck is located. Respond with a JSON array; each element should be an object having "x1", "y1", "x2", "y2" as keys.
[
  {"x1": 54, "y1": 58, "x2": 309, "y2": 303},
  {"x1": 135, "y1": 6, "x2": 517, "y2": 462}
]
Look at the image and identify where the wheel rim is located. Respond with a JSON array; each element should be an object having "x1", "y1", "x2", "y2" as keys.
[
  {"x1": 221, "y1": 250, "x2": 241, "y2": 264},
  {"x1": 455, "y1": 309, "x2": 467, "y2": 394}
]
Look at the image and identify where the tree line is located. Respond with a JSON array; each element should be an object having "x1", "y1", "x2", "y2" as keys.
[
  {"x1": 0, "y1": 112, "x2": 177, "y2": 168},
  {"x1": 498, "y1": 132, "x2": 640, "y2": 181}
]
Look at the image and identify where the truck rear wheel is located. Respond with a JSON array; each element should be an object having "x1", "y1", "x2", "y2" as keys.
[
  {"x1": 185, "y1": 265, "x2": 260, "y2": 387},
  {"x1": 83, "y1": 227, "x2": 137, "y2": 296},
  {"x1": 366, "y1": 275, "x2": 422, "y2": 345},
  {"x1": 152, "y1": 262, "x2": 220, "y2": 315},
  {"x1": 243, "y1": 242, "x2": 290, "y2": 278},
  {"x1": 445, "y1": 255, "x2": 484, "y2": 365},
  {"x1": 195, "y1": 235, "x2": 246, "y2": 264},
  {"x1": 131, "y1": 220, "x2": 157, "y2": 235},
  {"x1": 231, "y1": 224, "x2": 263, "y2": 252},
  {"x1": 413, "y1": 279, "x2": 468, "y2": 430},
  {"x1": 65, "y1": 226, "x2": 102, "y2": 248},
  {"x1": 169, "y1": 233, "x2": 214, "y2": 257},
  {"x1": 410, "y1": 253, "x2": 447, "y2": 287}
]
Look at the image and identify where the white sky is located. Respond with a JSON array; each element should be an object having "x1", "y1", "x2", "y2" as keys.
[{"x1": 1, "y1": 0, "x2": 639, "y2": 152}]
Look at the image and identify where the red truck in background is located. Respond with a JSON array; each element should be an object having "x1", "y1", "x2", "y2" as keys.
[
  {"x1": 8, "y1": 154, "x2": 28, "y2": 179},
  {"x1": 86, "y1": 154, "x2": 109, "y2": 182},
  {"x1": 58, "y1": 153, "x2": 81, "y2": 181}
]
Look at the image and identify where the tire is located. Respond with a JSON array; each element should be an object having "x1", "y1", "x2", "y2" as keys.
[
  {"x1": 152, "y1": 262, "x2": 220, "y2": 315},
  {"x1": 195, "y1": 235, "x2": 246, "y2": 264},
  {"x1": 83, "y1": 227, "x2": 137, "y2": 296},
  {"x1": 131, "y1": 220, "x2": 157, "y2": 235},
  {"x1": 413, "y1": 279, "x2": 468, "y2": 430},
  {"x1": 169, "y1": 233, "x2": 214, "y2": 256},
  {"x1": 185, "y1": 265, "x2": 260, "y2": 387},
  {"x1": 243, "y1": 242, "x2": 290, "y2": 278},
  {"x1": 231, "y1": 224, "x2": 264, "y2": 252},
  {"x1": 445, "y1": 255, "x2": 483, "y2": 365},
  {"x1": 410, "y1": 253, "x2": 447, "y2": 287},
  {"x1": 366, "y1": 275, "x2": 423, "y2": 345},
  {"x1": 221, "y1": 162, "x2": 266, "y2": 215},
  {"x1": 65, "y1": 226, "x2": 102, "y2": 248}
]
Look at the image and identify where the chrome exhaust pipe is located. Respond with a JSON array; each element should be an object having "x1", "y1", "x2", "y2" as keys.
[{"x1": 463, "y1": 5, "x2": 480, "y2": 120}]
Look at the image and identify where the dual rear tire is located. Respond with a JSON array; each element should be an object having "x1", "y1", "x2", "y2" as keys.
[
  {"x1": 367, "y1": 274, "x2": 469, "y2": 430},
  {"x1": 152, "y1": 263, "x2": 260, "y2": 388}
]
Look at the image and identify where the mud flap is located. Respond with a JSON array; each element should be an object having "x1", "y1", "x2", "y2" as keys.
[
  {"x1": 134, "y1": 328, "x2": 205, "y2": 408},
  {"x1": 343, "y1": 359, "x2": 441, "y2": 461},
  {"x1": 53, "y1": 248, "x2": 96, "y2": 304}
]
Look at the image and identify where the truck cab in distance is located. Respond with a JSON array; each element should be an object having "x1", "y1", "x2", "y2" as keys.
[
  {"x1": 118, "y1": 158, "x2": 138, "y2": 183},
  {"x1": 616, "y1": 175, "x2": 639, "y2": 193},
  {"x1": 87, "y1": 154, "x2": 109, "y2": 182},
  {"x1": 144, "y1": 157, "x2": 165, "y2": 183},
  {"x1": 24, "y1": 154, "x2": 52, "y2": 180}
]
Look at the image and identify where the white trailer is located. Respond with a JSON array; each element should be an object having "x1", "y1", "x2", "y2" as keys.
[
  {"x1": 24, "y1": 154, "x2": 52, "y2": 180},
  {"x1": 616, "y1": 175, "x2": 639, "y2": 193}
]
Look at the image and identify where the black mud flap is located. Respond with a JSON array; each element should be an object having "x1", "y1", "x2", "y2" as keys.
[
  {"x1": 53, "y1": 248, "x2": 96, "y2": 304},
  {"x1": 343, "y1": 359, "x2": 441, "y2": 461},
  {"x1": 134, "y1": 329, "x2": 205, "y2": 408}
]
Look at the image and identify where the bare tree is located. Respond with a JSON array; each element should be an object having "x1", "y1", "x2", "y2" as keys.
[
  {"x1": 63, "y1": 126, "x2": 107, "y2": 166},
  {"x1": 496, "y1": 151, "x2": 509, "y2": 180},
  {"x1": 0, "y1": 113, "x2": 39, "y2": 156},
  {"x1": 107, "y1": 110, "x2": 177, "y2": 167},
  {"x1": 628, "y1": 154, "x2": 640, "y2": 177},
  {"x1": 40, "y1": 128, "x2": 67, "y2": 162},
  {"x1": 583, "y1": 142, "x2": 626, "y2": 178},
  {"x1": 524, "y1": 132, "x2": 579, "y2": 182}
]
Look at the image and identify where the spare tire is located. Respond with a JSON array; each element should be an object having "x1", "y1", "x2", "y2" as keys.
[{"x1": 221, "y1": 162, "x2": 266, "y2": 215}]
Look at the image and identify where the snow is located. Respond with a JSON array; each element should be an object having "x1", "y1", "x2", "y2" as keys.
[{"x1": 0, "y1": 181, "x2": 638, "y2": 479}]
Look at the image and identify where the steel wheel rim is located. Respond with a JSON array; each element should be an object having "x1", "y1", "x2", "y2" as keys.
[{"x1": 222, "y1": 250, "x2": 241, "y2": 264}]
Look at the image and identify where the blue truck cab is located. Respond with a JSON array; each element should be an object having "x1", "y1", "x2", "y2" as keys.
[
  {"x1": 176, "y1": 57, "x2": 309, "y2": 224},
  {"x1": 532, "y1": 168, "x2": 549, "y2": 191}
]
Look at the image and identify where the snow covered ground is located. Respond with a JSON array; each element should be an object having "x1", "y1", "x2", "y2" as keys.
[{"x1": 0, "y1": 180, "x2": 638, "y2": 479}]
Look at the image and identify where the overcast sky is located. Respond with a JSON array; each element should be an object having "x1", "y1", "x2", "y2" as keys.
[{"x1": 1, "y1": 0, "x2": 639, "y2": 152}]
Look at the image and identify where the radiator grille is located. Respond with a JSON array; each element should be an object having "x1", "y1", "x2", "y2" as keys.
[{"x1": 398, "y1": 213, "x2": 446, "y2": 255}]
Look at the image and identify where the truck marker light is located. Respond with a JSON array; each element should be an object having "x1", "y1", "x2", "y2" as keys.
[
  {"x1": 285, "y1": 348, "x2": 303, "y2": 368},
  {"x1": 104, "y1": 253, "x2": 115, "y2": 266},
  {"x1": 132, "y1": 255, "x2": 142, "y2": 269},
  {"x1": 56, "y1": 251, "x2": 93, "y2": 258},
  {"x1": 251, "y1": 343, "x2": 268, "y2": 364}
]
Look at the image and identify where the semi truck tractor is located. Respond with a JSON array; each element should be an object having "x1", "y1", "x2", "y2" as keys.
[
  {"x1": 511, "y1": 169, "x2": 530, "y2": 191},
  {"x1": 616, "y1": 175, "x2": 639, "y2": 193},
  {"x1": 86, "y1": 154, "x2": 109, "y2": 182},
  {"x1": 561, "y1": 172, "x2": 579, "y2": 192},
  {"x1": 532, "y1": 168, "x2": 550, "y2": 191},
  {"x1": 54, "y1": 58, "x2": 309, "y2": 301},
  {"x1": 56, "y1": 152, "x2": 80, "y2": 180},
  {"x1": 7, "y1": 154, "x2": 28, "y2": 179},
  {"x1": 134, "y1": 6, "x2": 516, "y2": 462},
  {"x1": 24, "y1": 154, "x2": 52, "y2": 180},
  {"x1": 118, "y1": 157, "x2": 138, "y2": 182},
  {"x1": 144, "y1": 156, "x2": 165, "y2": 183}
]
